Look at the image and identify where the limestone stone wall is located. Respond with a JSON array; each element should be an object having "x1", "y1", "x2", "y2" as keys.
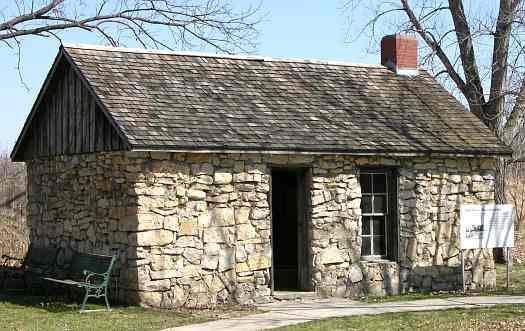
[
  {"x1": 26, "y1": 152, "x2": 497, "y2": 307},
  {"x1": 397, "y1": 157, "x2": 496, "y2": 292},
  {"x1": 307, "y1": 155, "x2": 496, "y2": 296},
  {"x1": 27, "y1": 152, "x2": 273, "y2": 307}
]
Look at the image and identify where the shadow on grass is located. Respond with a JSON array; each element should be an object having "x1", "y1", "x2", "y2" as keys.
[{"x1": 0, "y1": 288, "x2": 129, "y2": 313}]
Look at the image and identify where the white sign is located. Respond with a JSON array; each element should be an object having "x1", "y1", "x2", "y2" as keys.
[{"x1": 460, "y1": 204, "x2": 515, "y2": 249}]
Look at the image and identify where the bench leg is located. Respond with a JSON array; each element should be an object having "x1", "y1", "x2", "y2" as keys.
[
  {"x1": 104, "y1": 287, "x2": 111, "y2": 312},
  {"x1": 79, "y1": 286, "x2": 111, "y2": 313},
  {"x1": 80, "y1": 289, "x2": 90, "y2": 313}
]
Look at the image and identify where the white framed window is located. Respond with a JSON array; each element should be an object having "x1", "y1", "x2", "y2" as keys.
[{"x1": 360, "y1": 169, "x2": 398, "y2": 261}]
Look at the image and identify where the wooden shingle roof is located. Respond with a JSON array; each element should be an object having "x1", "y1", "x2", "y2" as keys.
[{"x1": 59, "y1": 44, "x2": 510, "y2": 156}]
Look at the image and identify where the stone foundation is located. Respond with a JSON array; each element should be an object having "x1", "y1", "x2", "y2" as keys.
[{"x1": 26, "y1": 152, "x2": 496, "y2": 307}]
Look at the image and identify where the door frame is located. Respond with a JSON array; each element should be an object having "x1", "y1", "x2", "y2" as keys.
[{"x1": 269, "y1": 165, "x2": 312, "y2": 293}]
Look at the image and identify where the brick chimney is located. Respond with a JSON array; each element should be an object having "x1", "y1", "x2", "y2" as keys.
[{"x1": 381, "y1": 33, "x2": 418, "y2": 75}]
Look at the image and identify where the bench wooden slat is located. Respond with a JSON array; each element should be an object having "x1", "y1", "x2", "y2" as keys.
[{"x1": 43, "y1": 278, "x2": 81, "y2": 286}]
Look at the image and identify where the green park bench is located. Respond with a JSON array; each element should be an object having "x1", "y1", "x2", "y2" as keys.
[{"x1": 44, "y1": 252, "x2": 117, "y2": 313}]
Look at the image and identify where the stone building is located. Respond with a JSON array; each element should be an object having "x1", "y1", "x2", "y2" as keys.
[{"x1": 11, "y1": 34, "x2": 511, "y2": 307}]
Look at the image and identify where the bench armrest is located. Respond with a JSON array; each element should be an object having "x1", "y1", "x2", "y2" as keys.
[
  {"x1": 83, "y1": 270, "x2": 108, "y2": 286},
  {"x1": 83, "y1": 270, "x2": 106, "y2": 276}
]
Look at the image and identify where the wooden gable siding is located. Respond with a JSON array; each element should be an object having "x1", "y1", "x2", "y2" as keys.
[{"x1": 17, "y1": 58, "x2": 126, "y2": 161}]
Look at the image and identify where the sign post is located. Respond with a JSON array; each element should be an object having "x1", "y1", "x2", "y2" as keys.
[
  {"x1": 460, "y1": 249, "x2": 465, "y2": 293},
  {"x1": 507, "y1": 247, "x2": 513, "y2": 289},
  {"x1": 459, "y1": 204, "x2": 515, "y2": 292}
]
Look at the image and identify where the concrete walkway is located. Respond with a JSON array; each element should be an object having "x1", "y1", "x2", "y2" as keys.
[{"x1": 162, "y1": 295, "x2": 525, "y2": 331}]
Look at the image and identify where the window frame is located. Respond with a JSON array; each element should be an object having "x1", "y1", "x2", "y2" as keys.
[{"x1": 359, "y1": 167, "x2": 399, "y2": 262}]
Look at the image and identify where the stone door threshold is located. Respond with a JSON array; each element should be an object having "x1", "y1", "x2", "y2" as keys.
[{"x1": 272, "y1": 291, "x2": 318, "y2": 301}]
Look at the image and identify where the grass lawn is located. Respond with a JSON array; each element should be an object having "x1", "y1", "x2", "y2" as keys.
[
  {"x1": 1, "y1": 264, "x2": 524, "y2": 330},
  {"x1": 275, "y1": 264, "x2": 525, "y2": 331},
  {"x1": 0, "y1": 290, "x2": 256, "y2": 331},
  {"x1": 274, "y1": 304, "x2": 525, "y2": 331},
  {"x1": 496, "y1": 263, "x2": 525, "y2": 294}
]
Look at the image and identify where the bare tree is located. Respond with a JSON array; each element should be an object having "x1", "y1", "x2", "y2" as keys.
[
  {"x1": 0, "y1": 0, "x2": 261, "y2": 53},
  {"x1": 344, "y1": 0, "x2": 524, "y2": 201}
]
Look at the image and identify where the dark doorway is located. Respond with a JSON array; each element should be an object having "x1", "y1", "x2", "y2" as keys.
[{"x1": 271, "y1": 168, "x2": 310, "y2": 291}]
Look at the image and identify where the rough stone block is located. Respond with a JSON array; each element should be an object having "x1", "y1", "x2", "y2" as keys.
[
  {"x1": 233, "y1": 172, "x2": 253, "y2": 182},
  {"x1": 320, "y1": 246, "x2": 345, "y2": 265},
  {"x1": 203, "y1": 227, "x2": 234, "y2": 244},
  {"x1": 151, "y1": 255, "x2": 175, "y2": 271},
  {"x1": 209, "y1": 207, "x2": 235, "y2": 226},
  {"x1": 139, "y1": 279, "x2": 171, "y2": 292},
  {"x1": 250, "y1": 208, "x2": 269, "y2": 220},
  {"x1": 179, "y1": 219, "x2": 199, "y2": 236},
  {"x1": 247, "y1": 253, "x2": 271, "y2": 271},
  {"x1": 237, "y1": 223, "x2": 258, "y2": 241},
  {"x1": 196, "y1": 175, "x2": 213, "y2": 185},
  {"x1": 132, "y1": 230, "x2": 173, "y2": 246},
  {"x1": 214, "y1": 172, "x2": 233, "y2": 184},
  {"x1": 175, "y1": 236, "x2": 201, "y2": 248},
  {"x1": 164, "y1": 216, "x2": 180, "y2": 232},
  {"x1": 161, "y1": 285, "x2": 187, "y2": 308},
  {"x1": 150, "y1": 269, "x2": 182, "y2": 280},
  {"x1": 219, "y1": 247, "x2": 235, "y2": 272},
  {"x1": 235, "y1": 207, "x2": 251, "y2": 224},
  {"x1": 188, "y1": 189, "x2": 206, "y2": 200},
  {"x1": 119, "y1": 214, "x2": 163, "y2": 232},
  {"x1": 201, "y1": 254, "x2": 219, "y2": 270},
  {"x1": 183, "y1": 264, "x2": 201, "y2": 278},
  {"x1": 137, "y1": 291, "x2": 164, "y2": 307},
  {"x1": 348, "y1": 264, "x2": 363, "y2": 283},
  {"x1": 183, "y1": 247, "x2": 202, "y2": 264}
]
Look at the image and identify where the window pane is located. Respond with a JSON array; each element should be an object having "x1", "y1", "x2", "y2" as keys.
[
  {"x1": 373, "y1": 236, "x2": 386, "y2": 256},
  {"x1": 361, "y1": 195, "x2": 372, "y2": 214},
  {"x1": 372, "y1": 217, "x2": 385, "y2": 236},
  {"x1": 373, "y1": 174, "x2": 387, "y2": 193},
  {"x1": 373, "y1": 195, "x2": 387, "y2": 214},
  {"x1": 361, "y1": 174, "x2": 372, "y2": 193},
  {"x1": 362, "y1": 236, "x2": 371, "y2": 256},
  {"x1": 362, "y1": 216, "x2": 371, "y2": 235}
]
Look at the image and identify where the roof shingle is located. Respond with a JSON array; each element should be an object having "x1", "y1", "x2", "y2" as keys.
[{"x1": 64, "y1": 44, "x2": 511, "y2": 156}]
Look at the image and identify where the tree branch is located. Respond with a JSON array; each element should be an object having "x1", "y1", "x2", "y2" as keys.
[
  {"x1": 448, "y1": 0, "x2": 485, "y2": 114},
  {"x1": 400, "y1": 0, "x2": 470, "y2": 104},
  {"x1": 488, "y1": 0, "x2": 521, "y2": 131},
  {"x1": 0, "y1": 0, "x2": 64, "y2": 31},
  {"x1": 0, "y1": 0, "x2": 261, "y2": 54}
]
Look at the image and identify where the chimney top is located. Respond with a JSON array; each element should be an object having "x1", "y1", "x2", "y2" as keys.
[{"x1": 381, "y1": 33, "x2": 418, "y2": 75}]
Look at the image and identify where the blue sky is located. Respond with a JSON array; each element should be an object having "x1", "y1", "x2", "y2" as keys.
[{"x1": 0, "y1": 0, "x2": 378, "y2": 150}]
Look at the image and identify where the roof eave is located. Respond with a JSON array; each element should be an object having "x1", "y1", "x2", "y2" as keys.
[{"x1": 129, "y1": 145, "x2": 513, "y2": 158}]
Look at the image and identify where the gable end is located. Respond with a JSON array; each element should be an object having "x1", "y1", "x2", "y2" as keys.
[{"x1": 11, "y1": 49, "x2": 130, "y2": 161}]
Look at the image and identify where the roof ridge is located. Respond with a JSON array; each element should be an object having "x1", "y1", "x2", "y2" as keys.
[{"x1": 62, "y1": 43, "x2": 387, "y2": 69}]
